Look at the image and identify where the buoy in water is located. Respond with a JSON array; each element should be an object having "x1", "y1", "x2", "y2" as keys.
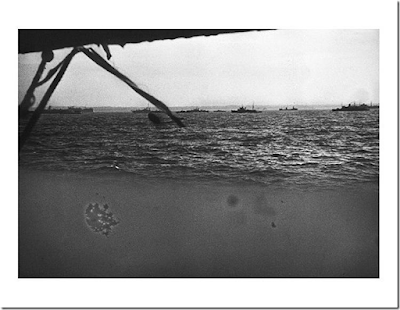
[{"x1": 148, "y1": 112, "x2": 161, "y2": 124}]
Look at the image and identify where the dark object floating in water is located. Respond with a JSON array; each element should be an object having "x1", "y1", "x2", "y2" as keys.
[
  {"x1": 177, "y1": 107, "x2": 209, "y2": 113},
  {"x1": 148, "y1": 112, "x2": 161, "y2": 124},
  {"x1": 132, "y1": 107, "x2": 151, "y2": 113},
  {"x1": 231, "y1": 103, "x2": 261, "y2": 113},
  {"x1": 332, "y1": 102, "x2": 370, "y2": 111},
  {"x1": 279, "y1": 106, "x2": 298, "y2": 111},
  {"x1": 227, "y1": 194, "x2": 239, "y2": 207},
  {"x1": 42, "y1": 106, "x2": 94, "y2": 114},
  {"x1": 271, "y1": 222, "x2": 276, "y2": 228},
  {"x1": 85, "y1": 202, "x2": 120, "y2": 237}
]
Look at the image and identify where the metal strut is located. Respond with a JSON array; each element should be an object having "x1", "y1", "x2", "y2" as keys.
[
  {"x1": 18, "y1": 48, "x2": 79, "y2": 152},
  {"x1": 19, "y1": 45, "x2": 186, "y2": 152}
]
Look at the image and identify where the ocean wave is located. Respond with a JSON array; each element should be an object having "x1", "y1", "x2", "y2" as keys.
[{"x1": 19, "y1": 110, "x2": 379, "y2": 188}]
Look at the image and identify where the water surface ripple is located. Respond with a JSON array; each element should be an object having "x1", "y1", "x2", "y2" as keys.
[{"x1": 19, "y1": 110, "x2": 379, "y2": 189}]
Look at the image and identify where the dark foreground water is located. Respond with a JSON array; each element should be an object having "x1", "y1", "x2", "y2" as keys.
[
  {"x1": 18, "y1": 109, "x2": 379, "y2": 277},
  {"x1": 19, "y1": 109, "x2": 379, "y2": 189}
]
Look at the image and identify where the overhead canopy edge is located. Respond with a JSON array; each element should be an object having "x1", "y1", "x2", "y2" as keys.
[{"x1": 18, "y1": 29, "x2": 276, "y2": 54}]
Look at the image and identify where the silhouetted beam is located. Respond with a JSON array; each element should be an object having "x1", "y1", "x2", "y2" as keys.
[{"x1": 18, "y1": 29, "x2": 275, "y2": 54}]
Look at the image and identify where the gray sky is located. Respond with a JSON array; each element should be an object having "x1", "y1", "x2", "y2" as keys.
[{"x1": 18, "y1": 29, "x2": 379, "y2": 108}]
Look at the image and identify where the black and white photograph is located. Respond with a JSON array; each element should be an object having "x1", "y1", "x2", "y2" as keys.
[
  {"x1": 4, "y1": 0, "x2": 399, "y2": 308},
  {"x1": 18, "y1": 28, "x2": 380, "y2": 278}
]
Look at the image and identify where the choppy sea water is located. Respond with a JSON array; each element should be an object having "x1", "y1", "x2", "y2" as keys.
[{"x1": 19, "y1": 109, "x2": 379, "y2": 189}]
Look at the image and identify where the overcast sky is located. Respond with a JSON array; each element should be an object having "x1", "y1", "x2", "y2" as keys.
[{"x1": 18, "y1": 29, "x2": 379, "y2": 108}]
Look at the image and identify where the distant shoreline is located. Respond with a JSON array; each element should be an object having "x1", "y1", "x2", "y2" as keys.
[{"x1": 29, "y1": 105, "x2": 379, "y2": 113}]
